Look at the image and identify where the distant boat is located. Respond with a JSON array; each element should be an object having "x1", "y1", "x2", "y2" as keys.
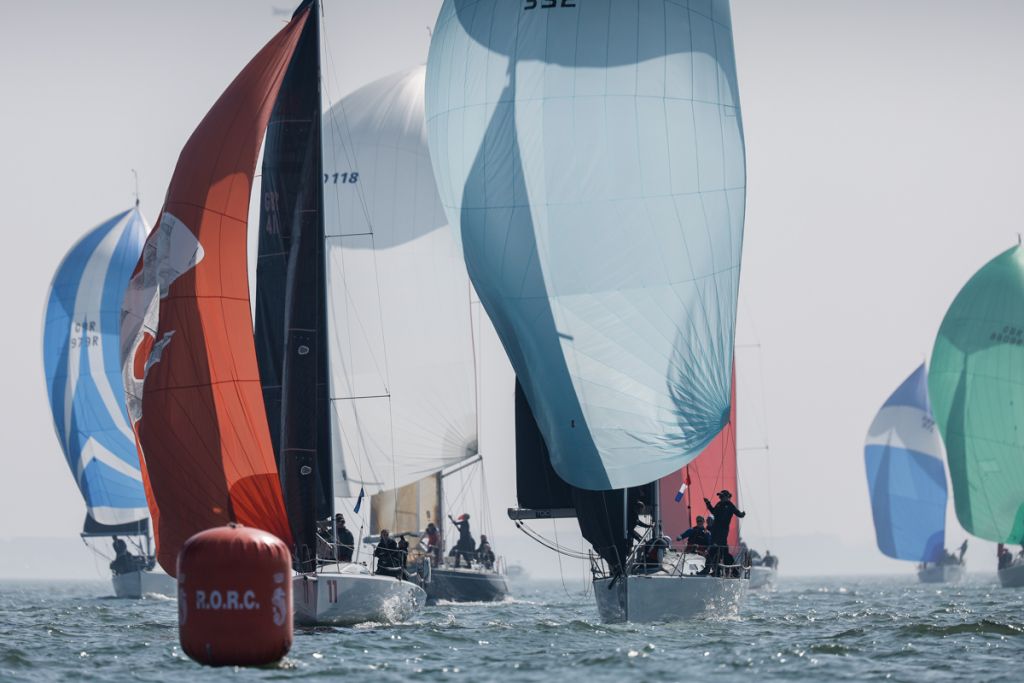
[
  {"x1": 322, "y1": 65, "x2": 509, "y2": 604},
  {"x1": 120, "y1": 0, "x2": 425, "y2": 624},
  {"x1": 427, "y1": 0, "x2": 749, "y2": 622},
  {"x1": 928, "y1": 245, "x2": 1024, "y2": 587},
  {"x1": 43, "y1": 206, "x2": 173, "y2": 598},
  {"x1": 865, "y1": 364, "x2": 965, "y2": 583}
]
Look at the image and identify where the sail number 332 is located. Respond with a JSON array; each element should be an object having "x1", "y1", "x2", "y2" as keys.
[{"x1": 524, "y1": 0, "x2": 576, "y2": 8}]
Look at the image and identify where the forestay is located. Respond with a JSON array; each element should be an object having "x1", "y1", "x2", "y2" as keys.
[
  {"x1": 425, "y1": 0, "x2": 746, "y2": 490},
  {"x1": 865, "y1": 364, "x2": 947, "y2": 562},
  {"x1": 929, "y1": 246, "x2": 1024, "y2": 544},
  {"x1": 323, "y1": 66, "x2": 479, "y2": 497},
  {"x1": 44, "y1": 208, "x2": 149, "y2": 532}
]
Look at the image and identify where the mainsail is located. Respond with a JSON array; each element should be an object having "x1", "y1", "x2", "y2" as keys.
[
  {"x1": 929, "y1": 245, "x2": 1024, "y2": 544},
  {"x1": 660, "y1": 368, "x2": 738, "y2": 547},
  {"x1": 865, "y1": 364, "x2": 947, "y2": 562},
  {"x1": 254, "y1": 0, "x2": 331, "y2": 570},
  {"x1": 425, "y1": 0, "x2": 746, "y2": 490},
  {"x1": 120, "y1": 11, "x2": 311, "y2": 573},
  {"x1": 323, "y1": 66, "x2": 480, "y2": 499},
  {"x1": 44, "y1": 208, "x2": 149, "y2": 534}
]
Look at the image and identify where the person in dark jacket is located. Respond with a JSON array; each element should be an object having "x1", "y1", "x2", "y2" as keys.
[
  {"x1": 397, "y1": 535, "x2": 410, "y2": 568},
  {"x1": 477, "y1": 534, "x2": 496, "y2": 569},
  {"x1": 676, "y1": 516, "x2": 711, "y2": 554},
  {"x1": 334, "y1": 514, "x2": 355, "y2": 562},
  {"x1": 374, "y1": 530, "x2": 402, "y2": 577},
  {"x1": 449, "y1": 513, "x2": 476, "y2": 568},
  {"x1": 703, "y1": 490, "x2": 745, "y2": 574}
]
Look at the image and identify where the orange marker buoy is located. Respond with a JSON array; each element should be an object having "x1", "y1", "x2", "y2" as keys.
[{"x1": 177, "y1": 525, "x2": 292, "y2": 666}]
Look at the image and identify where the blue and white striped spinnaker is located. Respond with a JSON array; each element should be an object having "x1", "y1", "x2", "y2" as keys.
[
  {"x1": 425, "y1": 0, "x2": 746, "y2": 490},
  {"x1": 43, "y1": 208, "x2": 149, "y2": 532},
  {"x1": 864, "y1": 364, "x2": 948, "y2": 562}
]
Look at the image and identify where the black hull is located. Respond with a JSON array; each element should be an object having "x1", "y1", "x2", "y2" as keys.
[{"x1": 426, "y1": 568, "x2": 509, "y2": 603}]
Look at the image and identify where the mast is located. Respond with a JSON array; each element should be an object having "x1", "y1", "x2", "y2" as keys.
[{"x1": 255, "y1": 0, "x2": 332, "y2": 571}]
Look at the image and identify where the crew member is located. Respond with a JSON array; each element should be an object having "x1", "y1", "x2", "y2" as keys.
[
  {"x1": 703, "y1": 490, "x2": 745, "y2": 573},
  {"x1": 477, "y1": 534, "x2": 495, "y2": 569},
  {"x1": 374, "y1": 529, "x2": 402, "y2": 578},
  {"x1": 449, "y1": 513, "x2": 475, "y2": 568},
  {"x1": 676, "y1": 516, "x2": 711, "y2": 554},
  {"x1": 335, "y1": 513, "x2": 354, "y2": 563}
]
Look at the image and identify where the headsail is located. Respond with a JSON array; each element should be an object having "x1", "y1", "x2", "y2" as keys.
[
  {"x1": 425, "y1": 0, "x2": 746, "y2": 490},
  {"x1": 119, "y1": 11, "x2": 311, "y2": 573},
  {"x1": 865, "y1": 364, "x2": 947, "y2": 562},
  {"x1": 44, "y1": 208, "x2": 149, "y2": 533},
  {"x1": 660, "y1": 367, "x2": 738, "y2": 547},
  {"x1": 929, "y1": 246, "x2": 1024, "y2": 543},
  {"x1": 323, "y1": 66, "x2": 480, "y2": 498}
]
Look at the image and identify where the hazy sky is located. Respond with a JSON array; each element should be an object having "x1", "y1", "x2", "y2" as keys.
[{"x1": 3, "y1": 1, "x2": 1023, "y2": 578}]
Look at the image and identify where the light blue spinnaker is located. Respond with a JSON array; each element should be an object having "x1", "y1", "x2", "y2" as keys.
[
  {"x1": 43, "y1": 208, "x2": 149, "y2": 532},
  {"x1": 864, "y1": 364, "x2": 948, "y2": 562},
  {"x1": 425, "y1": 0, "x2": 746, "y2": 490}
]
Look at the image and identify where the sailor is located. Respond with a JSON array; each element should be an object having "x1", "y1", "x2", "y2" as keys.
[
  {"x1": 448, "y1": 513, "x2": 476, "y2": 568},
  {"x1": 958, "y1": 539, "x2": 968, "y2": 563},
  {"x1": 627, "y1": 499, "x2": 653, "y2": 546},
  {"x1": 477, "y1": 534, "x2": 495, "y2": 569},
  {"x1": 424, "y1": 522, "x2": 442, "y2": 566},
  {"x1": 762, "y1": 550, "x2": 777, "y2": 569},
  {"x1": 397, "y1": 535, "x2": 410, "y2": 568},
  {"x1": 374, "y1": 529, "x2": 402, "y2": 578},
  {"x1": 110, "y1": 536, "x2": 132, "y2": 575},
  {"x1": 703, "y1": 490, "x2": 746, "y2": 573},
  {"x1": 998, "y1": 543, "x2": 1012, "y2": 570},
  {"x1": 676, "y1": 516, "x2": 711, "y2": 554},
  {"x1": 335, "y1": 513, "x2": 354, "y2": 563}
]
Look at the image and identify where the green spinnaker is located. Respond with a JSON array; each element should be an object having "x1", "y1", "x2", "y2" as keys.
[{"x1": 929, "y1": 245, "x2": 1024, "y2": 543}]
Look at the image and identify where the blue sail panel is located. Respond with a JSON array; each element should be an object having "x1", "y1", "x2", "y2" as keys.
[
  {"x1": 864, "y1": 364, "x2": 948, "y2": 562},
  {"x1": 43, "y1": 208, "x2": 149, "y2": 529},
  {"x1": 425, "y1": 0, "x2": 746, "y2": 490}
]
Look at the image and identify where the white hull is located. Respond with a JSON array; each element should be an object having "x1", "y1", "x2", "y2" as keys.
[
  {"x1": 917, "y1": 563, "x2": 965, "y2": 584},
  {"x1": 293, "y1": 563, "x2": 426, "y2": 626},
  {"x1": 998, "y1": 562, "x2": 1024, "y2": 588},
  {"x1": 594, "y1": 573, "x2": 747, "y2": 623},
  {"x1": 748, "y1": 566, "x2": 777, "y2": 590},
  {"x1": 111, "y1": 569, "x2": 176, "y2": 598}
]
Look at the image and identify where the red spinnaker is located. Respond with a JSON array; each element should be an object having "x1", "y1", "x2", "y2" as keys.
[
  {"x1": 660, "y1": 368, "x2": 739, "y2": 548},
  {"x1": 123, "y1": 11, "x2": 310, "y2": 574}
]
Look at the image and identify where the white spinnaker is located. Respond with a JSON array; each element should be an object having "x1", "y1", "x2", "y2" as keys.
[{"x1": 323, "y1": 66, "x2": 479, "y2": 497}]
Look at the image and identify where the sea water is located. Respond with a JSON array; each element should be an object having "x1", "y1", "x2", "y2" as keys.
[{"x1": 0, "y1": 576, "x2": 1020, "y2": 681}]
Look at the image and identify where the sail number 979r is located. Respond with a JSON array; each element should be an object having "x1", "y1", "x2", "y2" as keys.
[{"x1": 525, "y1": 0, "x2": 576, "y2": 8}]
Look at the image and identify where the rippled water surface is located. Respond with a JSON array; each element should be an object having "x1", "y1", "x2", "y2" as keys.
[{"x1": 1, "y1": 576, "x2": 1022, "y2": 681}]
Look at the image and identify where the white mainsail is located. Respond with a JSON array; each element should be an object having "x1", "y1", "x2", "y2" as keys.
[{"x1": 324, "y1": 66, "x2": 480, "y2": 498}]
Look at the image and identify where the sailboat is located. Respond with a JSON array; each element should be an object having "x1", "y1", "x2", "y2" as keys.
[
  {"x1": 322, "y1": 65, "x2": 508, "y2": 604},
  {"x1": 865, "y1": 365, "x2": 965, "y2": 584},
  {"x1": 43, "y1": 206, "x2": 174, "y2": 598},
  {"x1": 426, "y1": 0, "x2": 749, "y2": 622},
  {"x1": 119, "y1": 1, "x2": 427, "y2": 625},
  {"x1": 928, "y1": 244, "x2": 1024, "y2": 587}
]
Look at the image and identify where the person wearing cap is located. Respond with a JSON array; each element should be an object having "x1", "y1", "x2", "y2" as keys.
[
  {"x1": 676, "y1": 516, "x2": 711, "y2": 554},
  {"x1": 703, "y1": 490, "x2": 746, "y2": 574},
  {"x1": 334, "y1": 513, "x2": 354, "y2": 563}
]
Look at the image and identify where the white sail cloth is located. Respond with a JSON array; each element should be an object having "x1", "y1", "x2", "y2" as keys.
[{"x1": 324, "y1": 66, "x2": 479, "y2": 497}]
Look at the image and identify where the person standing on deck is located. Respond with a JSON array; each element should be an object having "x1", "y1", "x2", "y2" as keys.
[
  {"x1": 449, "y1": 513, "x2": 475, "y2": 568},
  {"x1": 702, "y1": 490, "x2": 745, "y2": 574}
]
